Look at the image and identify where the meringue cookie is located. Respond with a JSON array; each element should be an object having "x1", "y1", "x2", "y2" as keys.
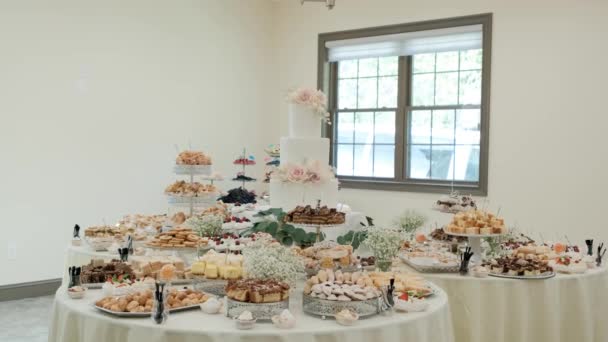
[
  {"x1": 272, "y1": 309, "x2": 296, "y2": 329},
  {"x1": 200, "y1": 297, "x2": 223, "y2": 314}
]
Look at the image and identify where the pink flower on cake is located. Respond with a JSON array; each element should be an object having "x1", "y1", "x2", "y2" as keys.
[
  {"x1": 287, "y1": 166, "x2": 306, "y2": 183},
  {"x1": 287, "y1": 87, "x2": 331, "y2": 125}
]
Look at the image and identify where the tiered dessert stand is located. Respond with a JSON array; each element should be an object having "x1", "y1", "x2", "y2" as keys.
[
  {"x1": 232, "y1": 148, "x2": 257, "y2": 189},
  {"x1": 169, "y1": 163, "x2": 217, "y2": 216}
]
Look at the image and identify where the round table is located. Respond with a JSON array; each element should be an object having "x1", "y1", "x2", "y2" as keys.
[
  {"x1": 48, "y1": 285, "x2": 453, "y2": 342},
  {"x1": 399, "y1": 263, "x2": 608, "y2": 342}
]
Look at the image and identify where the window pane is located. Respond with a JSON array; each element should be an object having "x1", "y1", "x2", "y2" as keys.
[
  {"x1": 435, "y1": 72, "x2": 458, "y2": 105},
  {"x1": 432, "y1": 110, "x2": 455, "y2": 145},
  {"x1": 408, "y1": 145, "x2": 431, "y2": 179},
  {"x1": 353, "y1": 145, "x2": 373, "y2": 177},
  {"x1": 460, "y1": 49, "x2": 482, "y2": 70},
  {"x1": 436, "y1": 51, "x2": 459, "y2": 72},
  {"x1": 374, "y1": 145, "x2": 395, "y2": 178},
  {"x1": 336, "y1": 112, "x2": 354, "y2": 143},
  {"x1": 413, "y1": 53, "x2": 435, "y2": 74},
  {"x1": 410, "y1": 110, "x2": 431, "y2": 144},
  {"x1": 430, "y1": 145, "x2": 455, "y2": 180},
  {"x1": 459, "y1": 70, "x2": 481, "y2": 105},
  {"x1": 354, "y1": 112, "x2": 374, "y2": 144},
  {"x1": 357, "y1": 78, "x2": 377, "y2": 108},
  {"x1": 336, "y1": 144, "x2": 354, "y2": 176},
  {"x1": 358, "y1": 58, "x2": 378, "y2": 77},
  {"x1": 378, "y1": 57, "x2": 398, "y2": 76},
  {"x1": 456, "y1": 109, "x2": 480, "y2": 145},
  {"x1": 378, "y1": 76, "x2": 398, "y2": 108},
  {"x1": 412, "y1": 74, "x2": 435, "y2": 106},
  {"x1": 338, "y1": 79, "x2": 357, "y2": 109},
  {"x1": 338, "y1": 59, "x2": 358, "y2": 78},
  {"x1": 455, "y1": 145, "x2": 480, "y2": 181},
  {"x1": 374, "y1": 111, "x2": 395, "y2": 144}
]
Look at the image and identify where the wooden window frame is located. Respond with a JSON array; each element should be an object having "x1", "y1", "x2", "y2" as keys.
[{"x1": 318, "y1": 13, "x2": 492, "y2": 196}]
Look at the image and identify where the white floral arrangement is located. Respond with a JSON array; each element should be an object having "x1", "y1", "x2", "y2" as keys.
[
  {"x1": 186, "y1": 214, "x2": 223, "y2": 237},
  {"x1": 363, "y1": 226, "x2": 404, "y2": 261},
  {"x1": 393, "y1": 210, "x2": 427, "y2": 235},
  {"x1": 242, "y1": 239, "x2": 304, "y2": 287},
  {"x1": 287, "y1": 87, "x2": 331, "y2": 124},
  {"x1": 271, "y1": 160, "x2": 336, "y2": 184}
]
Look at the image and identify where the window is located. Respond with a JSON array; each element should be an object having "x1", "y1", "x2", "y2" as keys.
[{"x1": 319, "y1": 14, "x2": 492, "y2": 195}]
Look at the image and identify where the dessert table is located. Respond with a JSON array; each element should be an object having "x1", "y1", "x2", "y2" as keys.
[
  {"x1": 399, "y1": 263, "x2": 608, "y2": 342},
  {"x1": 48, "y1": 285, "x2": 453, "y2": 342}
]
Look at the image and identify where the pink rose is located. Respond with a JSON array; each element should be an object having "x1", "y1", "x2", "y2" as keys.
[
  {"x1": 307, "y1": 171, "x2": 321, "y2": 184},
  {"x1": 287, "y1": 166, "x2": 306, "y2": 183}
]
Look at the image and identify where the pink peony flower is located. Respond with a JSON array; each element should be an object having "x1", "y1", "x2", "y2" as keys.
[{"x1": 287, "y1": 166, "x2": 306, "y2": 183}]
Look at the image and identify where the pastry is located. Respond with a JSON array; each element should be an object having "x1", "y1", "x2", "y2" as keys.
[
  {"x1": 285, "y1": 205, "x2": 346, "y2": 225},
  {"x1": 176, "y1": 151, "x2": 212, "y2": 166},
  {"x1": 225, "y1": 279, "x2": 290, "y2": 303}
]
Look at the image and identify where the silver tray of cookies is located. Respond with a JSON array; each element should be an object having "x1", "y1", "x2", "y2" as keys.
[
  {"x1": 93, "y1": 303, "x2": 202, "y2": 318},
  {"x1": 302, "y1": 294, "x2": 381, "y2": 319},
  {"x1": 225, "y1": 298, "x2": 289, "y2": 321}
]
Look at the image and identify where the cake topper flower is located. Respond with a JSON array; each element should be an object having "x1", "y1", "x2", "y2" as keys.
[
  {"x1": 272, "y1": 160, "x2": 335, "y2": 184},
  {"x1": 287, "y1": 87, "x2": 331, "y2": 124}
]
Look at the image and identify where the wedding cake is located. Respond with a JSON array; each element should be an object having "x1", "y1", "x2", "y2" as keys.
[{"x1": 269, "y1": 91, "x2": 339, "y2": 210}]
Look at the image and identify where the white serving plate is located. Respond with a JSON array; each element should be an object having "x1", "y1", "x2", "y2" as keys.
[{"x1": 488, "y1": 271, "x2": 556, "y2": 280}]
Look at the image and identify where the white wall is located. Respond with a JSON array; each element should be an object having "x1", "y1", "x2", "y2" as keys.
[
  {"x1": 0, "y1": 0, "x2": 276, "y2": 286},
  {"x1": 2, "y1": 0, "x2": 607, "y2": 286},
  {"x1": 273, "y1": 0, "x2": 608, "y2": 243}
]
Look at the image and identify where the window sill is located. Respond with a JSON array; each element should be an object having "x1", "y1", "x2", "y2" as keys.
[{"x1": 338, "y1": 177, "x2": 487, "y2": 196}]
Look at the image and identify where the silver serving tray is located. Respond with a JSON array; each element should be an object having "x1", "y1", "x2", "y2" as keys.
[
  {"x1": 399, "y1": 255, "x2": 460, "y2": 273},
  {"x1": 225, "y1": 297, "x2": 289, "y2": 321},
  {"x1": 302, "y1": 294, "x2": 381, "y2": 319},
  {"x1": 193, "y1": 278, "x2": 228, "y2": 297},
  {"x1": 94, "y1": 303, "x2": 201, "y2": 318},
  {"x1": 82, "y1": 279, "x2": 194, "y2": 289},
  {"x1": 488, "y1": 271, "x2": 556, "y2": 280}
]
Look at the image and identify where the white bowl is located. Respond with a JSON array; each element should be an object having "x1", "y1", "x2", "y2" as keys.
[{"x1": 67, "y1": 287, "x2": 87, "y2": 299}]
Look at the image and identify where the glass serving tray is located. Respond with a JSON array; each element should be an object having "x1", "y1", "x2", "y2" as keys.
[{"x1": 302, "y1": 294, "x2": 381, "y2": 319}]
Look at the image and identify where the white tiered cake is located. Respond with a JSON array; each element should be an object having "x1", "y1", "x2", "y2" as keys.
[{"x1": 269, "y1": 104, "x2": 339, "y2": 210}]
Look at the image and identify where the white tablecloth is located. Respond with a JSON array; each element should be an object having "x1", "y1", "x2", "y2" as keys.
[
  {"x1": 49, "y1": 285, "x2": 453, "y2": 342},
  {"x1": 399, "y1": 263, "x2": 608, "y2": 342},
  {"x1": 63, "y1": 245, "x2": 116, "y2": 284}
]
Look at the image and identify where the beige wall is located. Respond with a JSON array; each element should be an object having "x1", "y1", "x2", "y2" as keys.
[
  {"x1": 273, "y1": 0, "x2": 608, "y2": 242},
  {"x1": 0, "y1": 0, "x2": 275, "y2": 285}
]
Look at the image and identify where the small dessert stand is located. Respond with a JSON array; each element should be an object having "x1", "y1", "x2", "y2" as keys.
[
  {"x1": 232, "y1": 148, "x2": 256, "y2": 190},
  {"x1": 445, "y1": 232, "x2": 506, "y2": 264}
]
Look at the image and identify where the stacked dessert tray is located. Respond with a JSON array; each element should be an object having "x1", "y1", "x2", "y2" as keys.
[
  {"x1": 445, "y1": 231, "x2": 505, "y2": 264},
  {"x1": 168, "y1": 156, "x2": 217, "y2": 216}
]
